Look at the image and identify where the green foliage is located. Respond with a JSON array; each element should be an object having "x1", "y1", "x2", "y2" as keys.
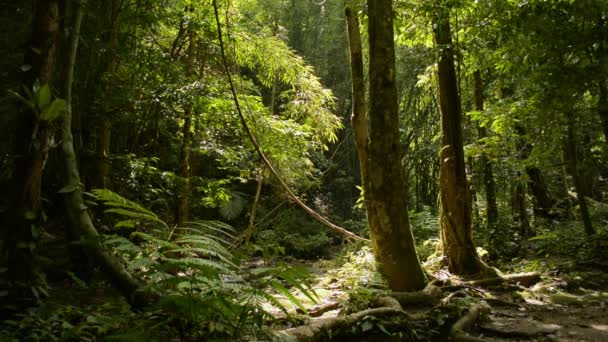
[
  {"x1": 334, "y1": 246, "x2": 383, "y2": 290},
  {"x1": 93, "y1": 188, "x2": 168, "y2": 230},
  {"x1": 9, "y1": 82, "x2": 66, "y2": 122},
  {"x1": 528, "y1": 219, "x2": 608, "y2": 261},
  {"x1": 93, "y1": 190, "x2": 316, "y2": 339},
  {"x1": 255, "y1": 207, "x2": 333, "y2": 259},
  {"x1": 0, "y1": 304, "x2": 128, "y2": 342}
]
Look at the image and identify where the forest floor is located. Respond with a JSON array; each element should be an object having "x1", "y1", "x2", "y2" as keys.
[
  {"x1": 263, "y1": 254, "x2": 608, "y2": 341},
  {"x1": 5, "y1": 250, "x2": 608, "y2": 341}
]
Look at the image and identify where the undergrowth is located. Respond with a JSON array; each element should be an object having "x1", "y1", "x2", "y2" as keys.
[{"x1": 1, "y1": 190, "x2": 317, "y2": 341}]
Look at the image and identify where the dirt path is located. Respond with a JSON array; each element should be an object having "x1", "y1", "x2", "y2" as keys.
[
  {"x1": 468, "y1": 283, "x2": 608, "y2": 341},
  {"x1": 263, "y1": 255, "x2": 608, "y2": 341}
]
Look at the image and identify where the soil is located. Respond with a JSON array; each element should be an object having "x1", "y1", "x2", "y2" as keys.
[{"x1": 268, "y1": 256, "x2": 608, "y2": 342}]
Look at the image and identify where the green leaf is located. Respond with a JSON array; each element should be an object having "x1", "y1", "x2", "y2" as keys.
[
  {"x1": 36, "y1": 83, "x2": 52, "y2": 110},
  {"x1": 58, "y1": 183, "x2": 79, "y2": 194},
  {"x1": 270, "y1": 280, "x2": 306, "y2": 312},
  {"x1": 40, "y1": 98, "x2": 66, "y2": 121}
]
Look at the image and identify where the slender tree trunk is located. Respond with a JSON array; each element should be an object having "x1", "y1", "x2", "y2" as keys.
[
  {"x1": 245, "y1": 165, "x2": 264, "y2": 249},
  {"x1": 473, "y1": 72, "x2": 498, "y2": 235},
  {"x1": 345, "y1": 3, "x2": 368, "y2": 190},
  {"x1": 94, "y1": 120, "x2": 111, "y2": 188},
  {"x1": 175, "y1": 22, "x2": 197, "y2": 227},
  {"x1": 434, "y1": 6, "x2": 487, "y2": 276},
  {"x1": 512, "y1": 176, "x2": 530, "y2": 238},
  {"x1": 349, "y1": 0, "x2": 426, "y2": 291},
  {"x1": 526, "y1": 166, "x2": 557, "y2": 219},
  {"x1": 599, "y1": 80, "x2": 608, "y2": 145},
  {"x1": 59, "y1": 0, "x2": 149, "y2": 307},
  {"x1": 175, "y1": 110, "x2": 192, "y2": 226},
  {"x1": 565, "y1": 112, "x2": 594, "y2": 236}
]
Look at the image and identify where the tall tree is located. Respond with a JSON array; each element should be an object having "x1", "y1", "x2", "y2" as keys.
[
  {"x1": 4, "y1": 0, "x2": 64, "y2": 289},
  {"x1": 348, "y1": 0, "x2": 426, "y2": 291},
  {"x1": 175, "y1": 11, "x2": 197, "y2": 227},
  {"x1": 434, "y1": 3, "x2": 489, "y2": 276}
]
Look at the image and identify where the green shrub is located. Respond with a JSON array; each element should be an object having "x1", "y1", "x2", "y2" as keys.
[{"x1": 255, "y1": 208, "x2": 334, "y2": 259}]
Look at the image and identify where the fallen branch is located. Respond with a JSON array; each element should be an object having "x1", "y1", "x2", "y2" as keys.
[{"x1": 464, "y1": 272, "x2": 541, "y2": 288}]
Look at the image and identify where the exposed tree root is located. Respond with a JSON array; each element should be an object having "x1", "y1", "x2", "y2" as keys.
[
  {"x1": 464, "y1": 272, "x2": 541, "y2": 288},
  {"x1": 390, "y1": 284, "x2": 443, "y2": 307},
  {"x1": 280, "y1": 296, "x2": 412, "y2": 341},
  {"x1": 297, "y1": 301, "x2": 341, "y2": 317},
  {"x1": 450, "y1": 303, "x2": 491, "y2": 342}
]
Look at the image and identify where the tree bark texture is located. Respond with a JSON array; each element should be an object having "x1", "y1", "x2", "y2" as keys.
[
  {"x1": 363, "y1": 0, "x2": 427, "y2": 291},
  {"x1": 434, "y1": 6, "x2": 485, "y2": 276}
]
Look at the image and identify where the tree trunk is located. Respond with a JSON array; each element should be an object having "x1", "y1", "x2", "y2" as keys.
[
  {"x1": 565, "y1": 112, "x2": 594, "y2": 236},
  {"x1": 4, "y1": 0, "x2": 64, "y2": 289},
  {"x1": 526, "y1": 166, "x2": 557, "y2": 219},
  {"x1": 245, "y1": 165, "x2": 264, "y2": 249},
  {"x1": 599, "y1": 79, "x2": 608, "y2": 145},
  {"x1": 473, "y1": 72, "x2": 498, "y2": 235},
  {"x1": 434, "y1": 6, "x2": 486, "y2": 276},
  {"x1": 175, "y1": 22, "x2": 197, "y2": 227},
  {"x1": 94, "y1": 119, "x2": 111, "y2": 189},
  {"x1": 59, "y1": 0, "x2": 149, "y2": 307},
  {"x1": 175, "y1": 109, "x2": 192, "y2": 227},
  {"x1": 511, "y1": 176, "x2": 530, "y2": 238},
  {"x1": 345, "y1": 3, "x2": 368, "y2": 190},
  {"x1": 357, "y1": 0, "x2": 426, "y2": 291}
]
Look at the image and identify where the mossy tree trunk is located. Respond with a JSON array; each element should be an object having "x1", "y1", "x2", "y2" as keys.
[
  {"x1": 346, "y1": 0, "x2": 426, "y2": 291},
  {"x1": 434, "y1": 5, "x2": 486, "y2": 276},
  {"x1": 175, "y1": 18, "x2": 197, "y2": 227}
]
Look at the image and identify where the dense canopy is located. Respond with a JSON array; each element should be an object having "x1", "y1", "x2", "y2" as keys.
[{"x1": 1, "y1": 0, "x2": 607, "y2": 341}]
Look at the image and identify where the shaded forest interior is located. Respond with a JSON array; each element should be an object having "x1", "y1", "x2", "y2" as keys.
[{"x1": 1, "y1": 0, "x2": 608, "y2": 341}]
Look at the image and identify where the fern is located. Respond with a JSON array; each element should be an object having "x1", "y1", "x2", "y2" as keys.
[
  {"x1": 92, "y1": 189, "x2": 168, "y2": 230},
  {"x1": 219, "y1": 190, "x2": 247, "y2": 220},
  {"x1": 93, "y1": 190, "x2": 316, "y2": 339}
]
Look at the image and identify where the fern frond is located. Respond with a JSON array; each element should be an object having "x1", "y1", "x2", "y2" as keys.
[
  {"x1": 269, "y1": 280, "x2": 307, "y2": 313},
  {"x1": 187, "y1": 221, "x2": 237, "y2": 240},
  {"x1": 92, "y1": 189, "x2": 168, "y2": 230}
]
